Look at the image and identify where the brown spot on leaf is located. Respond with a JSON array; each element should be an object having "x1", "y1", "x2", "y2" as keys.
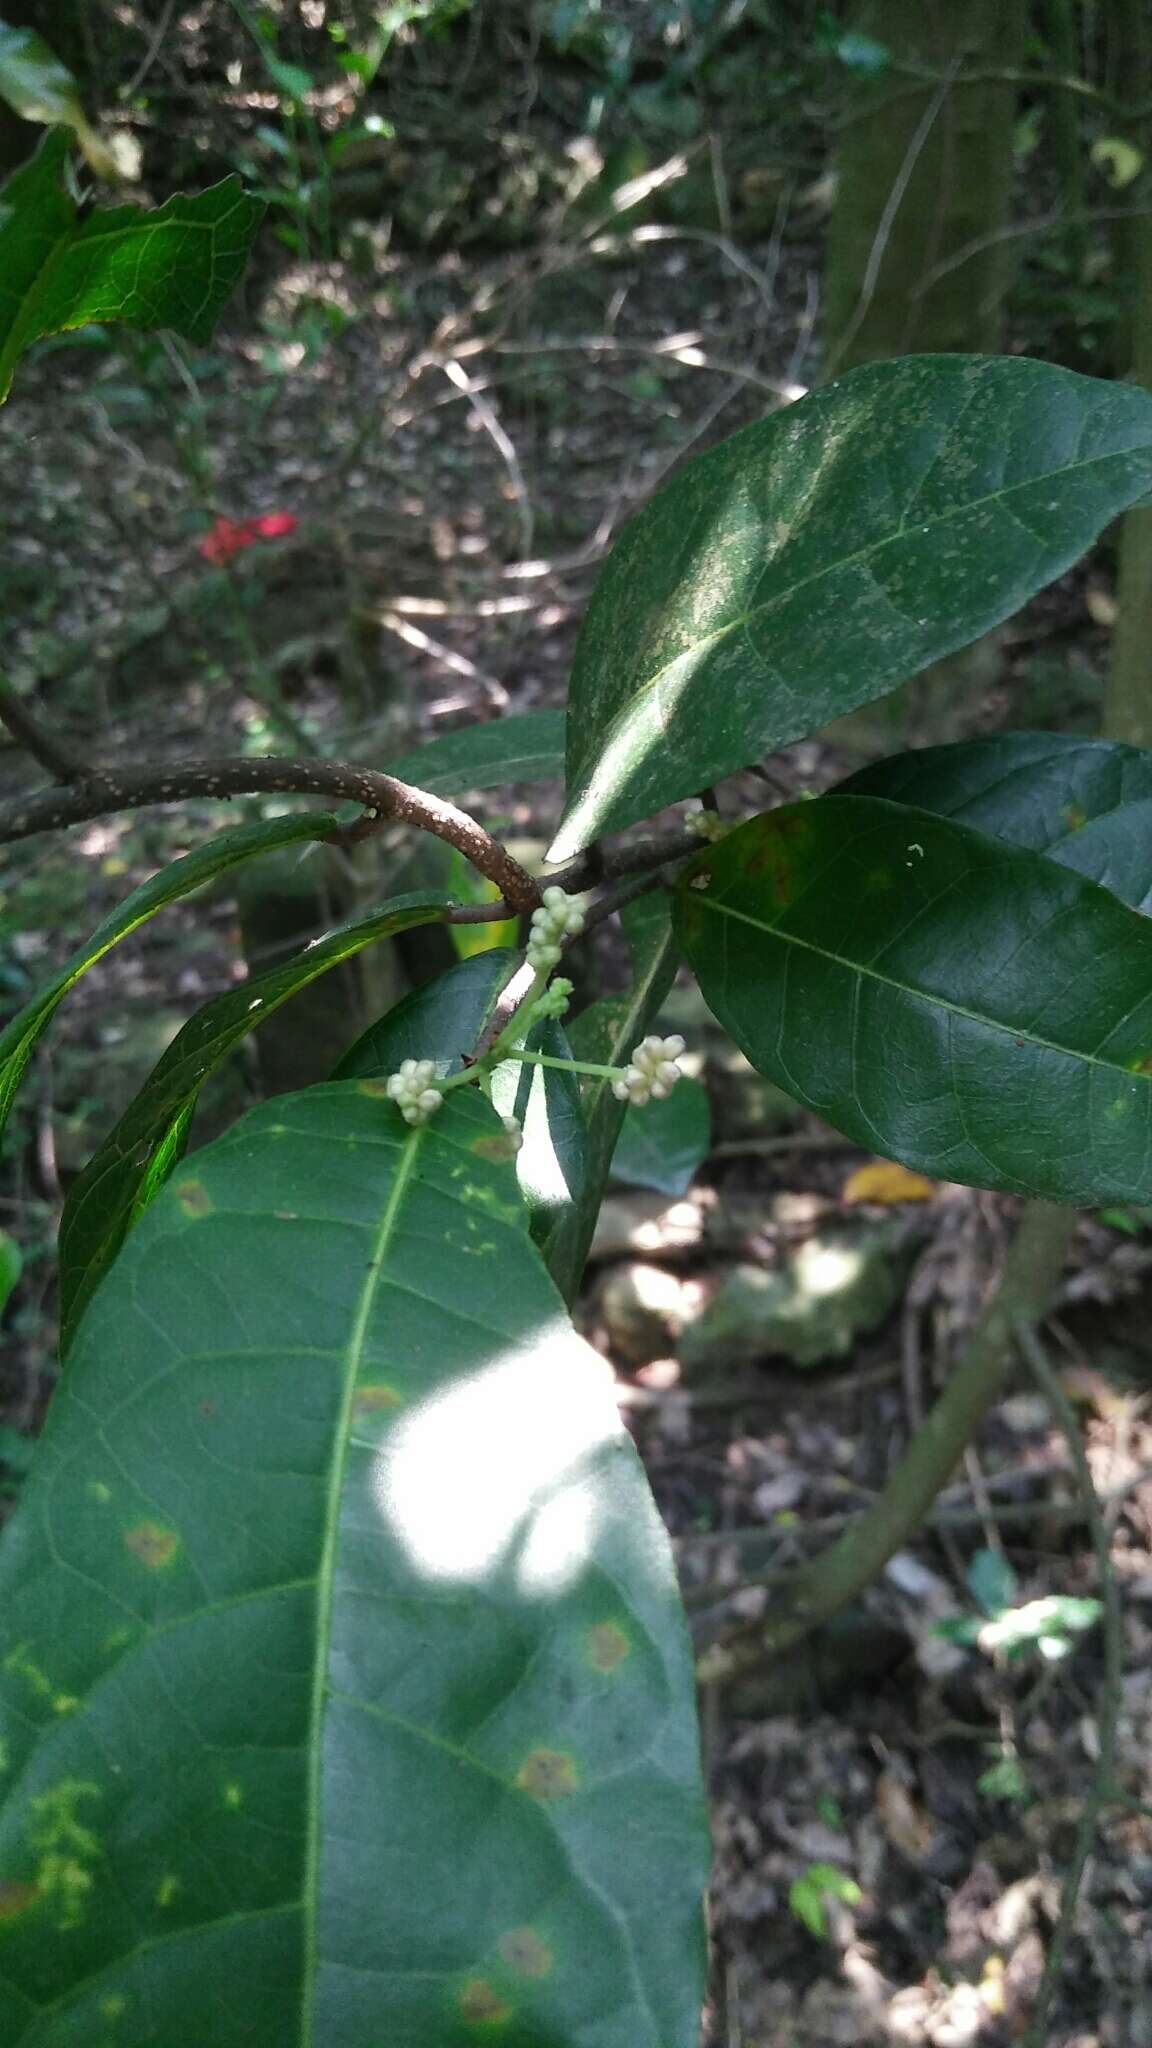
[
  {"x1": 744, "y1": 815, "x2": 810, "y2": 904},
  {"x1": 174, "y1": 1179, "x2": 211, "y2": 1219},
  {"x1": 459, "y1": 1978, "x2": 513, "y2": 2028},
  {"x1": 124, "y1": 1521, "x2": 179, "y2": 1571},
  {"x1": 1129, "y1": 1053, "x2": 1152, "y2": 1075},
  {"x1": 354, "y1": 1382, "x2": 402, "y2": 1414},
  {"x1": 357, "y1": 1078, "x2": 391, "y2": 1098},
  {"x1": 498, "y1": 1927, "x2": 554, "y2": 1979},
  {"x1": 0, "y1": 1881, "x2": 37, "y2": 1920},
  {"x1": 588, "y1": 1621, "x2": 631, "y2": 1673},
  {"x1": 516, "y1": 1748, "x2": 578, "y2": 1799},
  {"x1": 1063, "y1": 802, "x2": 1088, "y2": 832},
  {"x1": 472, "y1": 1133, "x2": 519, "y2": 1164}
]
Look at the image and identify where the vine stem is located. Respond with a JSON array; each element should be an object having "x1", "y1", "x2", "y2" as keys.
[{"x1": 0, "y1": 753, "x2": 542, "y2": 914}]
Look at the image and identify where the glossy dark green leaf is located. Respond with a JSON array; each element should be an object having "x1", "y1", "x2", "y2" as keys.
[
  {"x1": 335, "y1": 951, "x2": 586, "y2": 1242},
  {"x1": 0, "y1": 813, "x2": 337, "y2": 1143},
  {"x1": 0, "y1": 1083, "x2": 709, "y2": 2044},
  {"x1": 335, "y1": 951, "x2": 513, "y2": 1080},
  {"x1": 543, "y1": 895, "x2": 681, "y2": 1298},
  {"x1": 551, "y1": 355, "x2": 1152, "y2": 858},
  {"x1": 0, "y1": 130, "x2": 264, "y2": 400},
  {"x1": 837, "y1": 731, "x2": 1152, "y2": 910},
  {"x1": 675, "y1": 797, "x2": 1152, "y2": 1206},
  {"x1": 57, "y1": 893, "x2": 452, "y2": 1351},
  {"x1": 387, "y1": 709, "x2": 565, "y2": 797},
  {"x1": 611, "y1": 1076, "x2": 711, "y2": 1197}
]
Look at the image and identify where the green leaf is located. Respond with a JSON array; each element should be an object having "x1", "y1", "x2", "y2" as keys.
[
  {"x1": 674, "y1": 797, "x2": 1152, "y2": 1207},
  {"x1": 0, "y1": 1083, "x2": 709, "y2": 2043},
  {"x1": 335, "y1": 950, "x2": 512, "y2": 1081},
  {"x1": 334, "y1": 952, "x2": 586, "y2": 1242},
  {"x1": 611, "y1": 1075, "x2": 711, "y2": 1197},
  {"x1": 0, "y1": 1225, "x2": 21, "y2": 1312},
  {"x1": 966, "y1": 1546, "x2": 1018, "y2": 1619},
  {"x1": 386, "y1": 709, "x2": 565, "y2": 798},
  {"x1": 0, "y1": 19, "x2": 110, "y2": 171},
  {"x1": 0, "y1": 813, "x2": 337, "y2": 1147},
  {"x1": 57, "y1": 893, "x2": 453, "y2": 1352},
  {"x1": 0, "y1": 130, "x2": 264, "y2": 401},
  {"x1": 542, "y1": 895, "x2": 681, "y2": 1299},
  {"x1": 837, "y1": 732, "x2": 1152, "y2": 909},
  {"x1": 550, "y1": 355, "x2": 1152, "y2": 859},
  {"x1": 788, "y1": 1864, "x2": 861, "y2": 1940},
  {"x1": 977, "y1": 1754, "x2": 1029, "y2": 1802}
]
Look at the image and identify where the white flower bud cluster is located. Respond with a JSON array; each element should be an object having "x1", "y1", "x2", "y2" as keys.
[
  {"x1": 385, "y1": 1058, "x2": 444, "y2": 1125},
  {"x1": 526, "y1": 886, "x2": 585, "y2": 971},
  {"x1": 530, "y1": 975, "x2": 574, "y2": 1023},
  {"x1": 687, "y1": 808, "x2": 726, "y2": 843},
  {"x1": 612, "y1": 1034, "x2": 686, "y2": 1107}
]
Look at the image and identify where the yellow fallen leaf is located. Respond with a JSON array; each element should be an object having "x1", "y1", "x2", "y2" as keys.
[{"x1": 842, "y1": 1159, "x2": 936, "y2": 1205}]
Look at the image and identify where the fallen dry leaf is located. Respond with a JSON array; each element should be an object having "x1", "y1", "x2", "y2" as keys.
[{"x1": 842, "y1": 1160, "x2": 936, "y2": 1205}]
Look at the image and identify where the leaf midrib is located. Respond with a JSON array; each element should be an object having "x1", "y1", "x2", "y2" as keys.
[
  {"x1": 691, "y1": 892, "x2": 1152, "y2": 1081},
  {"x1": 577, "y1": 415, "x2": 1152, "y2": 764},
  {"x1": 299, "y1": 1120, "x2": 423, "y2": 2045}
]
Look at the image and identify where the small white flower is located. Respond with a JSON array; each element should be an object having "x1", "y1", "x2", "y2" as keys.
[
  {"x1": 612, "y1": 1034, "x2": 686, "y2": 1107},
  {"x1": 384, "y1": 1057, "x2": 444, "y2": 1125},
  {"x1": 526, "y1": 886, "x2": 586, "y2": 970}
]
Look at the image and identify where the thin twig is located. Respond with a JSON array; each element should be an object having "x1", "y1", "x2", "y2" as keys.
[
  {"x1": 120, "y1": 0, "x2": 179, "y2": 101},
  {"x1": 912, "y1": 201, "x2": 1152, "y2": 299},
  {"x1": 0, "y1": 673, "x2": 87, "y2": 783},
  {"x1": 0, "y1": 755, "x2": 542, "y2": 912},
  {"x1": 440, "y1": 357, "x2": 534, "y2": 566},
  {"x1": 1014, "y1": 1317, "x2": 1125, "y2": 2048}
]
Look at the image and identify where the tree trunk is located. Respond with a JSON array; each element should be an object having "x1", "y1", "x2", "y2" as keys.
[
  {"x1": 825, "y1": 0, "x2": 1026, "y2": 375},
  {"x1": 823, "y1": 0, "x2": 1025, "y2": 750},
  {"x1": 1103, "y1": 0, "x2": 1152, "y2": 745}
]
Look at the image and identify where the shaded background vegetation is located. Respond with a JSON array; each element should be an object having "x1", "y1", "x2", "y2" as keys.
[{"x1": 3, "y1": 4, "x2": 1152, "y2": 2042}]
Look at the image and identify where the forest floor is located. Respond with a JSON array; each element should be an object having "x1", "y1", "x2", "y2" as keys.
[{"x1": 2, "y1": 193, "x2": 1152, "y2": 2047}]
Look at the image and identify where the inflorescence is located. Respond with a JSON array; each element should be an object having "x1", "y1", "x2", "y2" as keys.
[
  {"x1": 384, "y1": 1058, "x2": 445, "y2": 1125},
  {"x1": 612, "y1": 1034, "x2": 687, "y2": 1107},
  {"x1": 526, "y1": 885, "x2": 586, "y2": 971}
]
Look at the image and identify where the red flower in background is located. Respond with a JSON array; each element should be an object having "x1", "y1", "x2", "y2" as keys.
[{"x1": 197, "y1": 511, "x2": 298, "y2": 566}]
